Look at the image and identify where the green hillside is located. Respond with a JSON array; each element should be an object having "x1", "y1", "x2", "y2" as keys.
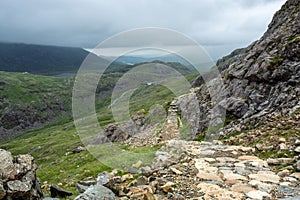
[{"x1": 0, "y1": 63, "x2": 197, "y2": 198}]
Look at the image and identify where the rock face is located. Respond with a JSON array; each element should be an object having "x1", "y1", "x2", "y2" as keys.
[
  {"x1": 0, "y1": 149, "x2": 43, "y2": 199},
  {"x1": 0, "y1": 99, "x2": 70, "y2": 140},
  {"x1": 180, "y1": 0, "x2": 300, "y2": 137}
]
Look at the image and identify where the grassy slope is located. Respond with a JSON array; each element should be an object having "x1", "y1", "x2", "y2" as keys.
[
  {"x1": 0, "y1": 71, "x2": 72, "y2": 106},
  {"x1": 0, "y1": 66, "x2": 198, "y2": 198},
  {"x1": 0, "y1": 119, "x2": 161, "y2": 198},
  {"x1": 0, "y1": 72, "x2": 73, "y2": 137}
]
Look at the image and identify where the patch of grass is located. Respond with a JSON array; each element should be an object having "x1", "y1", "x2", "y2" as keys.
[
  {"x1": 269, "y1": 57, "x2": 284, "y2": 69},
  {"x1": 256, "y1": 149, "x2": 295, "y2": 160},
  {"x1": 221, "y1": 130, "x2": 244, "y2": 140},
  {"x1": 224, "y1": 73, "x2": 234, "y2": 80}
]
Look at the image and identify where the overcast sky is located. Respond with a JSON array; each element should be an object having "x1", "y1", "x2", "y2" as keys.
[{"x1": 0, "y1": 0, "x2": 286, "y2": 59}]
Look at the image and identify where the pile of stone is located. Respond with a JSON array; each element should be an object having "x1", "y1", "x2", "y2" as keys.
[{"x1": 0, "y1": 149, "x2": 43, "y2": 199}]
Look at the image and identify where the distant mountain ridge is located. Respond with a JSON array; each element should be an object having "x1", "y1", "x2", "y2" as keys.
[
  {"x1": 110, "y1": 53, "x2": 192, "y2": 66},
  {"x1": 0, "y1": 42, "x2": 105, "y2": 75}
]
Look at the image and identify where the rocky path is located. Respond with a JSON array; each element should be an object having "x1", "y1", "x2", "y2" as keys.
[
  {"x1": 158, "y1": 104, "x2": 180, "y2": 141},
  {"x1": 76, "y1": 139, "x2": 300, "y2": 200},
  {"x1": 124, "y1": 102, "x2": 180, "y2": 148}
]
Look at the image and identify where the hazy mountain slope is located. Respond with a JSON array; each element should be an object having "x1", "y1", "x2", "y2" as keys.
[{"x1": 0, "y1": 42, "x2": 106, "y2": 75}]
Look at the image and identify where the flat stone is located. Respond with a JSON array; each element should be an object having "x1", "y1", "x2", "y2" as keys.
[
  {"x1": 289, "y1": 173, "x2": 300, "y2": 180},
  {"x1": 161, "y1": 182, "x2": 175, "y2": 193},
  {"x1": 279, "y1": 143, "x2": 288, "y2": 150},
  {"x1": 236, "y1": 168, "x2": 251, "y2": 176},
  {"x1": 223, "y1": 173, "x2": 247, "y2": 181},
  {"x1": 194, "y1": 159, "x2": 209, "y2": 170},
  {"x1": 132, "y1": 160, "x2": 143, "y2": 168},
  {"x1": 283, "y1": 177, "x2": 297, "y2": 182},
  {"x1": 257, "y1": 170, "x2": 275, "y2": 175},
  {"x1": 278, "y1": 158, "x2": 294, "y2": 164},
  {"x1": 279, "y1": 137, "x2": 286, "y2": 143},
  {"x1": 204, "y1": 167, "x2": 218, "y2": 173},
  {"x1": 230, "y1": 183, "x2": 255, "y2": 193},
  {"x1": 216, "y1": 157, "x2": 237, "y2": 163},
  {"x1": 248, "y1": 180, "x2": 276, "y2": 193},
  {"x1": 267, "y1": 158, "x2": 280, "y2": 165},
  {"x1": 296, "y1": 160, "x2": 300, "y2": 172},
  {"x1": 204, "y1": 158, "x2": 216, "y2": 163},
  {"x1": 250, "y1": 160, "x2": 268, "y2": 168},
  {"x1": 295, "y1": 146, "x2": 300, "y2": 153},
  {"x1": 249, "y1": 173, "x2": 280, "y2": 183},
  {"x1": 197, "y1": 171, "x2": 222, "y2": 182},
  {"x1": 170, "y1": 167, "x2": 183, "y2": 175},
  {"x1": 198, "y1": 150, "x2": 215, "y2": 156},
  {"x1": 280, "y1": 182, "x2": 293, "y2": 186},
  {"x1": 240, "y1": 147, "x2": 254, "y2": 152},
  {"x1": 197, "y1": 182, "x2": 244, "y2": 199},
  {"x1": 246, "y1": 190, "x2": 271, "y2": 200},
  {"x1": 277, "y1": 169, "x2": 291, "y2": 177},
  {"x1": 224, "y1": 179, "x2": 239, "y2": 186},
  {"x1": 238, "y1": 155, "x2": 260, "y2": 161},
  {"x1": 234, "y1": 163, "x2": 246, "y2": 168}
]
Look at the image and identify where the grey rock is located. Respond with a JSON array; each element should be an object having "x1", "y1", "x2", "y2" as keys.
[
  {"x1": 76, "y1": 183, "x2": 89, "y2": 193},
  {"x1": 279, "y1": 143, "x2": 289, "y2": 150},
  {"x1": 246, "y1": 190, "x2": 271, "y2": 200},
  {"x1": 42, "y1": 197, "x2": 59, "y2": 200},
  {"x1": 79, "y1": 180, "x2": 97, "y2": 186},
  {"x1": 296, "y1": 160, "x2": 300, "y2": 172},
  {"x1": 74, "y1": 184, "x2": 115, "y2": 200},
  {"x1": 136, "y1": 176, "x2": 148, "y2": 186},
  {"x1": 50, "y1": 184, "x2": 72, "y2": 198},
  {"x1": 0, "y1": 180, "x2": 6, "y2": 199},
  {"x1": 97, "y1": 172, "x2": 109, "y2": 185},
  {"x1": 295, "y1": 146, "x2": 300, "y2": 153},
  {"x1": 72, "y1": 146, "x2": 86, "y2": 153},
  {"x1": 141, "y1": 166, "x2": 153, "y2": 176},
  {"x1": 0, "y1": 149, "x2": 43, "y2": 199}
]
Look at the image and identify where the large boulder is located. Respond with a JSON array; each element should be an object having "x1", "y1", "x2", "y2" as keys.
[{"x1": 0, "y1": 149, "x2": 43, "y2": 199}]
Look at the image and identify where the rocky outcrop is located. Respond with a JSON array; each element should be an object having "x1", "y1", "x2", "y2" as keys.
[
  {"x1": 180, "y1": 0, "x2": 300, "y2": 138},
  {"x1": 0, "y1": 149, "x2": 43, "y2": 199},
  {"x1": 91, "y1": 105, "x2": 169, "y2": 146},
  {"x1": 0, "y1": 98, "x2": 70, "y2": 140}
]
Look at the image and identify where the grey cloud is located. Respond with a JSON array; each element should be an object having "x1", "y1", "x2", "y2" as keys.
[{"x1": 0, "y1": 0, "x2": 286, "y2": 59}]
